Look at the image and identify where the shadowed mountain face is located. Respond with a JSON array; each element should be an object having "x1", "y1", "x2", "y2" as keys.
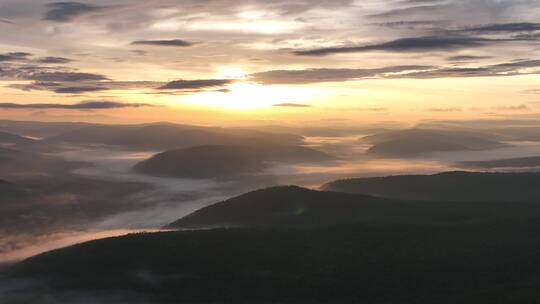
[
  {"x1": 362, "y1": 129, "x2": 505, "y2": 157},
  {"x1": 462, "y1": 156, "x2": 540, "y2": 169},
  {"x1": 0, "y1": 120, "x2": 93, "y2": 138},
  {"x1": 46, "y1": 123, "x2": 304, "y2": 150},
  {"x1": 167, "y1": 184, "x2": 540, "y2": 229},
  {"x1": 416, "y1": 121, "x2": 540, "y2": 142},
  {"x1": 8, "y1": 189, "x2": 540, "y2": 303},
  {"x1": 133, "y1": 144, "x2": 332, "y2": 179},
  {"x1": 322, "y1": 171, "x2": 540, "y2": 202},
  {"x1": 168, "y1": 186, "x2": 389, "y2": 228}
]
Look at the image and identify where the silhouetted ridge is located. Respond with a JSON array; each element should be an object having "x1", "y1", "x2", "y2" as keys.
[
  {"x1": 362, "y1": 128, "x2": 505, "y2": 157},
  {"x1": 169, "y1": 186, "x2": 375, "y2": 228},
  {"x1": 47, "y1": 123, "x2": 304, "y2": 150},
  {"x1": 322, "y1": 171, "x2": 540, "y2": 202},
  {"x1": 166, "y1": 182, "x2": 540, "y2": 229},
  {"x1": 462, "y1": 156, "x2": 540, "y2": 169},
  {"x1": 11, "y1": 212, "x2": 540, "y2": 303}
]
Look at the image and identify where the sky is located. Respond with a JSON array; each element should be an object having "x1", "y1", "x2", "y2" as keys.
[{"x1": 0, "y1": 0, "x2": 539, "y2": 125}]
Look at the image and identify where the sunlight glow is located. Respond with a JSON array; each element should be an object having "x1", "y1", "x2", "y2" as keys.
[
  {"x1": 183, "y1": 82, "x2": 318, "y2": 109},
  {"x1": 215, "y1": 67, "x2": 248, "y2": 79}
]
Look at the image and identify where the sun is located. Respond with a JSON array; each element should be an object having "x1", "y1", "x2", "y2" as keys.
[
  {"x1": 216, "y1": 67, "x2": 248, "y2": 79},
  {"x1": 183, "y1": 82, "x2": 318, "y2": 110}
]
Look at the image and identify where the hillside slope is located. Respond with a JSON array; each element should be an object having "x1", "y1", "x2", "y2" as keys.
[
  {"x1": 167, "y1": 185, "x2": 540, "y2": 229},
  {"x1": 322, "y1": 171, "x2": 540, "y2": 202},
  {"x1": 362, "y1": 129, "x2": 505, "y2": 157},
  {"x1": 8, "y1": 218, "x2": 540, "y2": 303},
  {"x1": 134, "y1": 144, "x2": 331, "y2": 179}
]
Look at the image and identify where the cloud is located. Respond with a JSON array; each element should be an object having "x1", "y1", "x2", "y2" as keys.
[
  {"x1": 131, "y1": 50, "x2": 148, "y2": 56},
  {"x1": 131, "y1": 39, "x2": 194, "y2": 47},
  {"x1": 44, "y1": 2, "x2": 107, "y2": 22},
  {"x1": 251, "y1": 59, "x2": 540, "y2": 85},
  {"x1": 489, "y1": 59, "x2": 540, "y2": 70},
  {"x1": 371, "y1": 20, "x2": 439, "y2": 29},
  {"x1": 396, "y1": 67, "x2": 493, "y2": 78},
  {"x1": 364, "y1": 107, "x2": 387, "y2": 112},
  {"x1": 494, "y1": 104, "x2": 531, "y2": 111},
  {"x1": 159, "y1": 79, "x2": 233, "y2": 90},
  {"x1": 513, "y1": 31, "x2": 540, "y2": 40},
  {"x1": 522, "y1": 89, "x2": 540, "y2": 94},
  {"x1": 35, "y1": 57, "x2": 73, "y2": 64},
  {"x1": 368, "y1": 4, "x2": 446, "y2": 19},
  {"x1": 426, "y1": 107, "x2": 462, "y2": 112},
  {"x1": 293, "y1": 36, "x2": 492, "y2": 56},
  {"x1": 250, "y1": 65, "x2": 433, "y2": 84},
  {"x1": 7, "y1": 82, "x2": 62, "y2": 91},
  {"x1": 28, "y1": 72, "x2": 109, "y2": 82},
  {"x1": 399, "y1": 59, "x2": 540, "y2": 79},
  {"x1": 54, "y1": 86, "x2": 106, "y2": 94},
  {"x1": 461, "y1": 22, "x2": 540, "y2": 33},
  {"x1": 7, "y1": 79, "x2": 164, "y2": 94},
  {"x1": 447, "y1": 55, "x2": 493, "y2": 61},
  {"x1": 0, "y1": 52, "x2": 32, "y2": 62},
  {"x1": 273, "y1": 103, "x2": 312, "y2": 107},
  {"x1": 368, "y1": 1, "x2": 537, "y2": 25},
  {"x1": 0, "y1": 101, "x2": 156, "y2": 110}
]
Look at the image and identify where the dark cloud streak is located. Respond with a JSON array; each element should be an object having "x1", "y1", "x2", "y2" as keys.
[
  {"x1": 44, "y1": 2, "x2": 107, "y2": 22},
  {"x1": 252, "y1": 59, "x2": 540, "y2": 84},
  {"x1": 28, "y1": 72, "x2": 109, "y2": 82},
  {"x1": 159, "y1": 79, "x2": 233, "y2": 90},
  {"x1": 0, "y1": 101, "x2": 156, "y2": 110},
  {"x1": 447, "y1": 55, "x2": 493, "y2": 61},
  {"x1": 54, "y1": 86, "x2": 107, "y2": 94},
  {"x1": 461, "y1": 22, "x2": 540, "y2": 33},
  {"x1": 273, "y1": 103, "x2": 312, "y2": 107},
  {"x1": 35, "y1": 57, "x2": 73, "y2": 64},
  {"x1": 0, "y1": 52, "x2": 32, "y2": 62},
  {"x1": 294, "y1": 36, "x2": 491, "y2": 56},
  {"x1": 251, "y1": 65, "x2": 433, "y2": 84},
  {"x1": 131, "y1": 40, "x2": 194, "y2": 47}
]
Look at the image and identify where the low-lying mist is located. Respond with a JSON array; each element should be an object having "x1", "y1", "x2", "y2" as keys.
[
  {"x1": 5, "y1": 123, "x2": 540, "y2": 265},
  {"x1": 0, "y1": 146, "x2": 250, "y2": 263}
]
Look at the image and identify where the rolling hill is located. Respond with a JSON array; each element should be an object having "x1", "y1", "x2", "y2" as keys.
[
  {"x1": 362, "y1": 129, "x2": 505, "y2": 157},
  {"x1": 0, "y1": 120, "x2": 92, "y2": 138},
  {"x1": 133, "y1": 144, "x2": 331, "y2": 179},
  {"x1": 7, "y1": 186, "x2": 540, "y2": 303},
  {"x1": 166, "y1": 185, "x2": 540, "y2": 229},
  {"x1": 47, "y1": 123, "x2": 304, "y2": 150},
  {"x1": 322, "y1": 171, "x2": 540, "y2": 202}
]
